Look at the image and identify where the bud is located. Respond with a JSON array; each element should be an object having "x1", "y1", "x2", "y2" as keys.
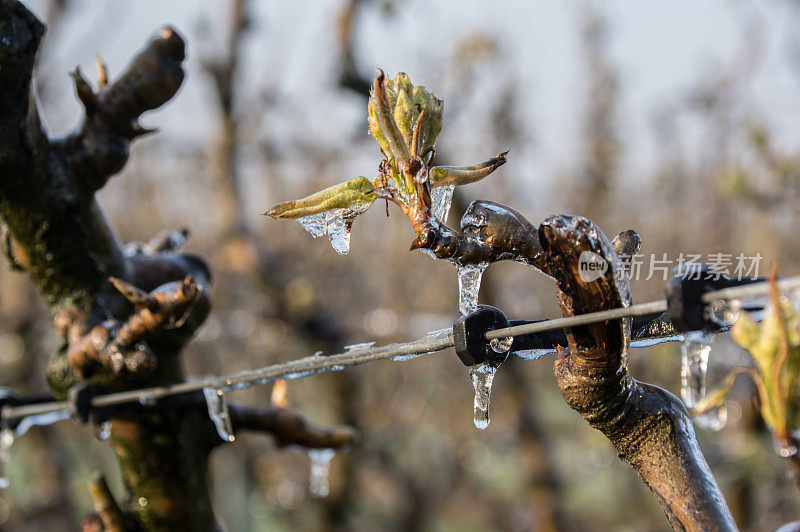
[{"x1": 368, "y1": 71, "x2": 443, "y2": 159}]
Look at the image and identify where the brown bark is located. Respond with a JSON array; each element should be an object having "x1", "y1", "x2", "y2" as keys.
[
  {"x1": 539, "y1": 215, "x2": 736, "y2": 530},
  {"x1": 431, "y1": 200, "x2": 736, "y2": 530}
]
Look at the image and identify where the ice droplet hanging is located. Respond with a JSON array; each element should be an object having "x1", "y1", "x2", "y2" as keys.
[
  {"x1": 469, "y1": 363, "x2": 497, "y2": 430},
  {"x1": 681, "y1": 331, "x2": 713, "y2": 409},
  {"x1": 457, "y1": 263, "x2": 487, "y2": 315},
  {"x1": 308, "y1": 448, "x2": 335, "y2": 498},
  {"x1": 296, "y1": 204, "x2": 369, "y2": 255},
  {"x1": 681, "y1": 330, "x2": 726, "y2": 430},
  {"x1": 204, "y1": 387, "x2": 235, "y2": 442}
]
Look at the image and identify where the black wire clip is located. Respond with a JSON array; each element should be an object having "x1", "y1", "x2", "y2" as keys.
[
  {"x1": 0, "y1": 389, "x2": 21, "y2": 432},
  {"x1": 452, "y1": 305, "x2": 512, "y2": 367},
  {"x1": 67, "y1": 383, "x2": 116, "y2": 425},
  {"x1": 665, "y1": 263, "x2": 764, "y2": 333}
]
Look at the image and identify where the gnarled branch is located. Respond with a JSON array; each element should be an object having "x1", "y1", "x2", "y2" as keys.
[{"x1": 440, "y1": 204, "x2": 736, "y2": 530}]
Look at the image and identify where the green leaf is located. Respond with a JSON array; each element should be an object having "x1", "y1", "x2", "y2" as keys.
[
  {"x1": 264, "y1": 177, "x2": 376, "y2": 220},
  {"x1": 429, "y1": 151, "x2": 508, "y2": 187}
]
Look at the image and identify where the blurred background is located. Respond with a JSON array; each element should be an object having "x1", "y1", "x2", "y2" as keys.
[{"x1": 2, "y1": 0, "x2": 800, "y2": 530}]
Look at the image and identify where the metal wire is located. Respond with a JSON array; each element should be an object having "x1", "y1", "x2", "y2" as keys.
[
  {"x1": 3, "y1": 275, "x2": 798, "y2": 429},
  {"x1": 486, "y1": 275, "x2": 800, "y2": 341},
  {"x1": 485, "y1": 300, "x2": 668, "y2": 340},
  {"x1": 1, "y1": 329, "x2": 455, "y2": 424}
]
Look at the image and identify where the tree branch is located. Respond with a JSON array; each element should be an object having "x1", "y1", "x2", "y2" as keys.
[
  {"x1": 437, "y1": 203, "x2": 736, "y2": 530},
  {"x1": 227, "y1": 403, "x2": 358, "y2": 450},
  {"x1": 0, "y1": 4, "x2": 217, "y2": 528},
  {"x1": 538, "y1": 214, "x2": 736, "y2": 531}
]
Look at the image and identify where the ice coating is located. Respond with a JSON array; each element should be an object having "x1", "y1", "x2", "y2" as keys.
[
  {"x1": 0, "y1": 428, "x2": 12, "y2": 489},
  {"x1": 630, "y1": 335, "x2": 684, "y2": 348},
  {"x1": 308, "y1": 448, "x2": 335, "y2": 498},
  {"x1": 11, "y1": 410, "x2": 70, "y2": 438},
  {"x1": 424, "y1": 328, "x2": 453, "y2": 341},
  {"x1": 457, "y1": 263, "x2": 487, "y2": 315},
  {"x1": 515, "y1": 348, "x2": 556, "y2": 361},
  {"x1": 344, "y1": 342, "x2": 377, "y2": 351},
  {"x1": 431, "y1": 184, "x2": 455, "y2": 222},
  {"x1": 298, "y1": 212, "x2": 327, "y2": 237},
  {"x1": 296, "y1": 204, "x2": 370, "y2": 255},
  {"x1": 388, "y1": 353, "x2": 424, "y2": 362},
  {"x1": 469, "y1": 363, "x2": 497, "y2": 430},
  {"x1": 203, "y1": 387, "x2": 235, "y2": 442},
  {"x1": 326, "y1": 212, "x2": 352, "y2": 254}
]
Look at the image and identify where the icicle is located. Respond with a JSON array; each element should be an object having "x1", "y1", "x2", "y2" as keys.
[
  {"x1": 681, "y1": 330, "x2": 727, "y2": 431},
  {"x1": 297, "y1": 205, "x2": 370, "y2": 255},
  {"x1": 307, "y1": 448, "x2": 335, "y2": 498},
  {"x1": 469, "y1": 363, "x2": 497, "y2": 430},
  {"x1": 680, "y1": 330, "x2": 714, "y2": 410},
  {"x1": 203, "y1": 387, "x2": 235, "y2": 442},
  {"x1": 326, "y1": 211, "x2": 352, "y2": 254},
  {"x1": 97, "y1": 421, "x2": 112, "y2": 441},
  {"x1": 457, "y1": 263, "x2": 487, "y2": 315},
  {"x1": 431, "y1": 185, "x2": 455, "y2": 222},
  {"x1": 0, "y1": 428, "x2": 12, "y2": 489}
]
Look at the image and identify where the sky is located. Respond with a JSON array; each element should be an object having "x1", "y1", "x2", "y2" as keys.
[{"x1": 21, "y1": 0, "x2": 800, "y2": 210}]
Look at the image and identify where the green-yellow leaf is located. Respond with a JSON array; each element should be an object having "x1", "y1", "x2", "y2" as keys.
[
  {"x1": 263, "y1": 177, "x2": 376, "y2": 220},
  {"x1": 430, "y1": 151, "x2": 509, "y2": 187}
]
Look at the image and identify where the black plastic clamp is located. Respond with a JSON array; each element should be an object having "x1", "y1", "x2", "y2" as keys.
[
  {"x1": 0, "y1": 389, "x2": 22, "y2": 431},
  {"x1": 665, "y1": 263, "x2": 763, "y2": 333},
  {"x1": 453, "y1": 305, "x2": 512, "y2": 367},
  {"x1": 67, "y1": 383, "x2": 115, "y2": 425}
]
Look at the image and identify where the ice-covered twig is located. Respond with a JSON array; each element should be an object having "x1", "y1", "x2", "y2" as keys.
[{"x1": 413, "y1": 200, "x2": 549, "y2": 270}]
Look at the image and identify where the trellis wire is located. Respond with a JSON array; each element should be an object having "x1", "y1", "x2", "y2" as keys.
[{"x1": 2, "y1": 275, "x2": 799, "y2": 427}]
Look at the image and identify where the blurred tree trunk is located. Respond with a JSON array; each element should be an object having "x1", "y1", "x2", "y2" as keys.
[{"x1": 0, "y1": 3, "x2": 355, "y2": 529}]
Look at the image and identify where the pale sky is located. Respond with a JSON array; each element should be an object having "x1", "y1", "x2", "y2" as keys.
[{"x1": 22, "y1": 0, "x2": 800, "y2": 214}]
